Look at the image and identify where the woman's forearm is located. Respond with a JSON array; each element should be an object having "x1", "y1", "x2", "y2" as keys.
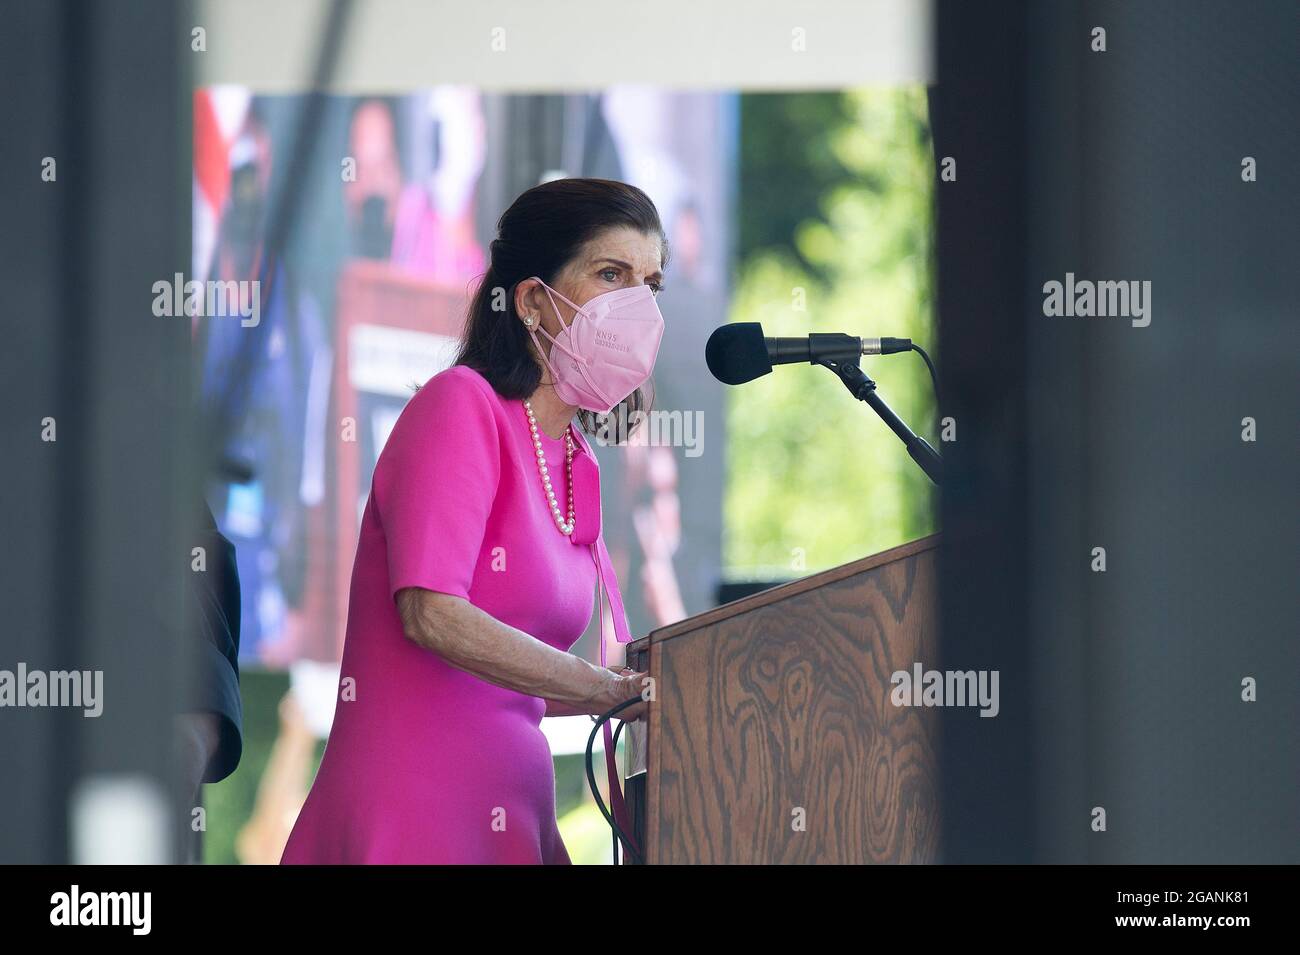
[
  {"x1": 396, "y1": 587, "x2": 628, "y2": 714},
  {"x1": 542, "y1": 698, "x2": 592, "y2": 717}
]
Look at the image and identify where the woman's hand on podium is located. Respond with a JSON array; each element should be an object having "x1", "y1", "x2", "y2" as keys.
[{"x1": 602, "y1": 666, "x2": 650, "y2": 723}]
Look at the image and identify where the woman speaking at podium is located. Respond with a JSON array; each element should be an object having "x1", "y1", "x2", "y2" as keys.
[{"x1": 281, "y1": 178, "x2": 663, "y2": 864}]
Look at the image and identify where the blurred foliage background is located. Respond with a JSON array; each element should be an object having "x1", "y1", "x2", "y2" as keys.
[
  {"x1": 204, "y1": 87, "x2": 935, "y2": 865},
  {"x1": 727, "y1": 87, "x2": 937, "y2": 579}
]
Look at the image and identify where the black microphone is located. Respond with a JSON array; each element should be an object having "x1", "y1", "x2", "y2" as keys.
[{"x1": 705, "y1": 322, "x2": 912, "y2": 385}]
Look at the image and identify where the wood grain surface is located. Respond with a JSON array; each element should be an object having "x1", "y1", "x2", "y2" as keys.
[{"x1": 631, "y1": 536, "x2": 941, "y2": 863}]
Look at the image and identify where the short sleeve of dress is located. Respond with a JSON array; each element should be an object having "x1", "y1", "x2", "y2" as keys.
[{"x1": 373, "y1": 367, "x2": 502, "y2": 603}]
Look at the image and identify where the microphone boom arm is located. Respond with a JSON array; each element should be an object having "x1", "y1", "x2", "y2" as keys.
[{"x1": 815, "y1": 358, "x2": 943, "y2": 486}]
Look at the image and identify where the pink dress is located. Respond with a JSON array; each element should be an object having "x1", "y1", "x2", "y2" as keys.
[{"x1": 281, "y1": 364, "x2": 619, "y2": 864}]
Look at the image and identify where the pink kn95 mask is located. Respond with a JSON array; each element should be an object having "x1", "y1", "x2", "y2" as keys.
[{"x1": 526, "y1": 278, "x2": 665, "y2": 414}]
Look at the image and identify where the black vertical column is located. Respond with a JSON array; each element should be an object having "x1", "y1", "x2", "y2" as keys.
[
  {"x1": 932, "y1": 0, "x2": 1299, "y2": 863},
  {"x1": 0, "y1": 0, "x2": 192, "y2": 862},
  {"x1": 930, "y1": 0, "x2": 1036, "y2": 863}
]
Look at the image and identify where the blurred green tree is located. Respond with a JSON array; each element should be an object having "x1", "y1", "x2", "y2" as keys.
[{"x1": 726, "y1": 88, "x2": 937, "y2": 578}]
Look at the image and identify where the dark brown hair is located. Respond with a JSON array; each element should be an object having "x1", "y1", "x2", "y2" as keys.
[{"x1": 454, "y1": 177, "x2": 668, "y2": 438}]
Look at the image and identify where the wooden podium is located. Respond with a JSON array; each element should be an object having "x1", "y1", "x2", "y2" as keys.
[{"x1": 624, "y1": 535, "x2": 941, "y2": 864}]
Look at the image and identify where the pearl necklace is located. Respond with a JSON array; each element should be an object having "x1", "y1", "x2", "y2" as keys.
[{"x1": 524, "y1": 399, "x2": 575, "y2": 535}]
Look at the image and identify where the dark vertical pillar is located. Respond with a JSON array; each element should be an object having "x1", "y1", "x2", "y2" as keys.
[
  {"x1": 933, "y1": 0, "x2": 1299, "y2": 862},
  {"x1": 0, "y1": 0, "x2": 192, "y2": 862},
  {"x1": 930, "y1": 0, "x2": 1035, "y2": 863}
]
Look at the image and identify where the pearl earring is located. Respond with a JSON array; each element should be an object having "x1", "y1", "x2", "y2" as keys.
[{"x1": 523, "y1": 315, "x2": 535, "y2": 326}]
